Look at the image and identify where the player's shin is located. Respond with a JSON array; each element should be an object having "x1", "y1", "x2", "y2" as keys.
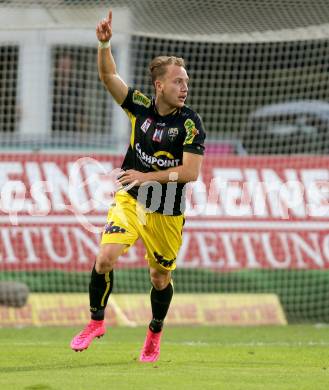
[
  {"x1": 89, "y1": 264, "x2": 114, "y2": 320},
  {"x1": 149, "y1": 280, "x2": 173, "y2": 332}
]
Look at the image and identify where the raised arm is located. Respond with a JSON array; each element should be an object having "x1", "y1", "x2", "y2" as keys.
[{"x1": 96, "y1": 10, "x2": 128, "y2": 105}]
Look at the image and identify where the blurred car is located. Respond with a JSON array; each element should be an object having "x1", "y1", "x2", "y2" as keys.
[{"x1": 242, "y1": 100, "x2": 329, "y2": 154}]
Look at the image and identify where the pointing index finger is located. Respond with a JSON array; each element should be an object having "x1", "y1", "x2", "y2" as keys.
[{"x1": 108, "y1": 9, "x2": 112, "y2": 25}]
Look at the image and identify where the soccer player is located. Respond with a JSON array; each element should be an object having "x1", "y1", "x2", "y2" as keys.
[{"x1": 70, "y1": 9, "x2": 206, "y2": 362}]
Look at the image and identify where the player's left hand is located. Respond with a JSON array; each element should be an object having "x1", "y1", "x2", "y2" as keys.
[{"x1": 117, "y1": 169, "x2": 148, "y2": 187}]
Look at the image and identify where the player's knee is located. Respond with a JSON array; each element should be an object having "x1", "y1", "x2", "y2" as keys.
[
  {"x1": 95, "y1": 245, "x2": 120, "y2": 273},
  {"x1": 95, "y1": 254, "x2": 114, "y2": 274},
  {"x1": 150, "y1": 269, "x2": 171, "y2": 290}
]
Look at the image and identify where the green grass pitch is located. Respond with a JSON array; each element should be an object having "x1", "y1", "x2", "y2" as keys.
[{"x1": 0, "y1": 325, "x2": 329, "y2": 390}]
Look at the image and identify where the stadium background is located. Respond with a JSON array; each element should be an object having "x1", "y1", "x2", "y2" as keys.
[{"x1": 1, "y1": 0, "x2": 329, "y2": 324}]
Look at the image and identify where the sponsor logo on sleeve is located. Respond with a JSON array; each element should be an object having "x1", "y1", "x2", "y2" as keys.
[
  {"x1": 183, "y1": 119, "x2": 199, "y2": 145},
  {"x1": 132, "y1": 90, "x2": 151, "y2": 108}
]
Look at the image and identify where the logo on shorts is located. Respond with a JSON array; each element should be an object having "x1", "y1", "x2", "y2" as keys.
[
  {"x1": 154, "y1": 252, "x2": 176, "y2": 268},
  {"x1": 104, "y1": 222, "x2": 126, "y2": 234}
]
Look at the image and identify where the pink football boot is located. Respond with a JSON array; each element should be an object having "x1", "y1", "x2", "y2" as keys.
[
  {"x1": 139, "y1": 328, "x2": 162, "y2": 362},
  {"x1": 70, "y1": 320, "x2": 106, "y2": 352}
]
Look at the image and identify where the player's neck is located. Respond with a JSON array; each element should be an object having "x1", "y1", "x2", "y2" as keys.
[{"x1": 154, "y1": 98, "x2": 178, "y2": 117}]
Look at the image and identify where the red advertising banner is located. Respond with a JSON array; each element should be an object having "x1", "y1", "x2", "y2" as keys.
[{"x1": 0, "y1": 153, "x2": 329, "y2": 271}]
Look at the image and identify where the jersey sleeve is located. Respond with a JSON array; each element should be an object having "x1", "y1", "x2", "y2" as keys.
[
  {"x1": 183, "y1": 112, "x2": 206, "y2": 155},
  {"x1": 121, "y1": 87, "x2": 152, "y2": 119}
]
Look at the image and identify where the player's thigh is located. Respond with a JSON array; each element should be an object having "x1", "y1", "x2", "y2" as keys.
[{"x1": 142, "y1": 213, "x2": 185, "y2": 272}]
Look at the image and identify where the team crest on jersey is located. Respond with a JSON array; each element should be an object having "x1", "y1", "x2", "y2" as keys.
[
  {"x1": 183, "y1": 118, "x2": 199, "y2": 145},
  {"x1": 141, "y1": 118, "x2": 153, "y2": 133},
  {"x1": 152, "y1": 128, "x2": 164, "y2": 143},
  {"x1": 132, "y1": 90, "x2": 151, "y2": 108},
  {"x1": 168, "y1": 127, "x2": 179, "y2": 141}
]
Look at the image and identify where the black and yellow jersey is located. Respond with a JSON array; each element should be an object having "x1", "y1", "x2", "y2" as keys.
[{"x1": 120, "y1": 87, "x2": 206, "y2": 216}]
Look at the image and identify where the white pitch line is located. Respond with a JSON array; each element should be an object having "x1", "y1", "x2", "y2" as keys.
[
  {"x1": 167, "y1": 341, "x2": 329, "y2": 347},
  {"x1": 2, "y1": 340, "x2": 329, "y2": 347}
]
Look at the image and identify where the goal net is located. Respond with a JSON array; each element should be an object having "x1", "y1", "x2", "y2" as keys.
[{"x1": 1, "y1": 0, "x2": 329, "y2": 324}]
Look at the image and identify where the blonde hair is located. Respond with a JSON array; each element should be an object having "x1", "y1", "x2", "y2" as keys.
[{"x1": 149, "y1": 56, "x2": 186, "y2": 86}]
